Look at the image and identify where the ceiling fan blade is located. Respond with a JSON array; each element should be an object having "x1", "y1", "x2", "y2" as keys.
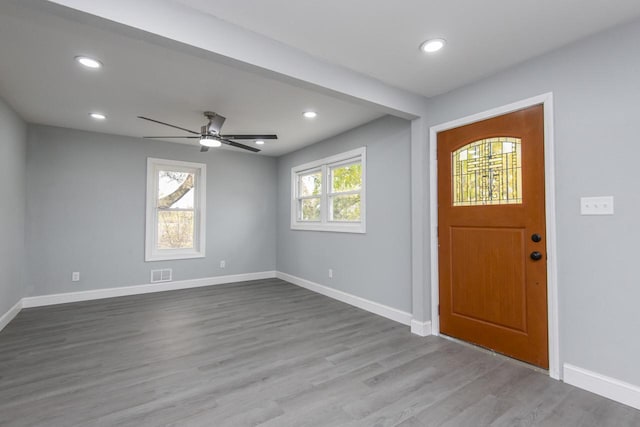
[
  {"x1": 219, "y1": 138, "x2": 261, "y2": 153},
  {"x1": 200, "y1": 146, "x2": 210, "y2": 152},
  {"x1": 219, "y1": 134, "x2": 278, "y2": 140},
  {"x1": 138, "y1": 116, "x2": 200, "y2": 135},
  {"x1": 143, "y1": 136, "x2": 201, "y2": 139}
]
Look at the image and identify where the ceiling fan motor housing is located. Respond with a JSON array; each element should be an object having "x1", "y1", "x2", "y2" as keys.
[{"x1": 204, "y1": 111, "x2": 226, "y2": 135}]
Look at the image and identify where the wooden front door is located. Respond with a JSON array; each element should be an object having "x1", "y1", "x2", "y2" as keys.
[{"x1": 437, "y1": 105, "x2": 548, "y2": 368}]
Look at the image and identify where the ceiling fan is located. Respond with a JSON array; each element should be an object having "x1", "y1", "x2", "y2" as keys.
[{"x1": 138, "y1": 111, "x2": 277, "y2": 153}]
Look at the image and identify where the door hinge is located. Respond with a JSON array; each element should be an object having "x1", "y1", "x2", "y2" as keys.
[{"x1": 438, "y1": 304, "x2": 440, "y2": 315}]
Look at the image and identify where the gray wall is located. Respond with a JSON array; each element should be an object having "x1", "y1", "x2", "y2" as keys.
[
  {"x1": 0, "y1": 98, "x2": 27, "y2": 315},
  {"x1": 277, "y1": 116, "x2": 412, "y2": 313},
  {"x1": 423, "y1": 19, "x2": 640, "y2": 384},
  {"x1": 26, "y1": 125, "x2": 277, "y2": 296}
]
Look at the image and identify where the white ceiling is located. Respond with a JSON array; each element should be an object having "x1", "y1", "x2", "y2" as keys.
[
  {"x1": 177, "y1": 0, "x2": 640, "y2": 97},
  {"x1": 2, "y1": 1, "x2": 640, "y2": 156},
  {"x1": 0, "y1": 2, "x2": 384, "y2": 156}
]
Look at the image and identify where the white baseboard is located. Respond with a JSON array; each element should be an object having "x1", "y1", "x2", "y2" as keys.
[
  {"x1": 410, "y1": 319, "x2": 432, "y2": 337},
  {"x1": 22, "y1": 271, "x2": 276, "y2": 308},
  {"x1": 276, "y1": 271, "x2": 412, "y2": 326},
  {"x1": 564, "y1": 363, "x2": 640, "y2": 410},
  {"x1": 0, "y1": 299, "x2": 23, "y2": 333},
  {"x1": 10, "y1": 269, "x2": 418, "y2": 337}
]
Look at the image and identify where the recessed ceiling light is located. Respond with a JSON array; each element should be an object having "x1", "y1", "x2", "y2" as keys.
[
  {"x1": 200, "y1": 136, "x2": 221, "y2": 148},
  {"x1": 419, "y1": 38, "x2": 446, "y2": 53},
  {"x1": 75, "y1": 56, "x2": 103, "y2": 69},
  {"x1": 89, "y1": 112, "x2": 106, "y2": 120},
  {"x1": 255, "y1": 140, "x2": 265, "y2": 145},
  {"x1": 303, "y1": 111, "x2": 317, "y2": 119}
]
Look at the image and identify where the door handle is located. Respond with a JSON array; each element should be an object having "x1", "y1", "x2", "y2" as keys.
[{"x1": 530, "y1": 251, "x2": 543, "y2": 261}]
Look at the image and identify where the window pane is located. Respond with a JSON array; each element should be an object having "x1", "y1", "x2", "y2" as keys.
[
  {"x1": 330, "y1": 194, "x2": 360, "y2": 221},
  {"x1": 452, "y1": 137, "x2": 522, "y2": 206},
  {"x1": 298, "y1": 171, "x2": 322, "y2": 197},
  {"x1": 158, "y1": 171, "x2": 195, "y2": 209},
  {"x1": 331, "y1": 163, "x2": 361, "y2": 193},
  {"x1": 157, "y1": 210, "x2": 194, "y2": 249},
  {"x1": 299, "y1": 197, "x2": 321, "y2": 221}
]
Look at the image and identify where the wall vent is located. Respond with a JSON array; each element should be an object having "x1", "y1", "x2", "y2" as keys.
[{"x1": 150, "y1": 268, "x2": 172, "y2": 283}]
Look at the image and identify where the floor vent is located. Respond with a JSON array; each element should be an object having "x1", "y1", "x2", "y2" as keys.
[{"x1": 150, "y1": 268, "x2": 172, "y2": 283}]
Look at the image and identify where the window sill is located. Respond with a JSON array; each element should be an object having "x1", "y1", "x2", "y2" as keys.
[
  {"x1": 291, "y1": 222, "x2": 366, "y2": 234},
  {"x1": 145, "y1": 251, "x2": 205, "y2": 262}
]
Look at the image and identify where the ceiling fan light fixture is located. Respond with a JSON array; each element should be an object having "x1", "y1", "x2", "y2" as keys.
[
  {"x1": 255, "y1": 140, "x2": 265, "y2": 145},
  {"x1": 200, "y1": 136, "x2": 221, "y2": 148},
  {"x1": 303, "y1": 111, "x2": 317, "y2": 119},
  {"x1": 75, "y1": 56, "x2": 103, "y2": 69},
  {"x1": 420, "y1": 38, "x2": 446, "y2": 53}
]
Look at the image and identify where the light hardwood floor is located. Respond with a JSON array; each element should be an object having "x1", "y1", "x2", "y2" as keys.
[{"x1": 0, "y1": 278, "x2": 638, "y2": 426}]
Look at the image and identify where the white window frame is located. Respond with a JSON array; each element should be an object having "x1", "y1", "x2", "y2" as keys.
[
  {"x1": 290, "y1": 147, "x2": 366, "y2": 233},
  {"x1": 145, "y1": 158, "x2": 206, "y2": 261}
]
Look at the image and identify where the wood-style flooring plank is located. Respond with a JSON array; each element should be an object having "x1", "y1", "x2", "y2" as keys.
[{"x1": 0, "y1": 278, "x2": 637, "y2": 426}]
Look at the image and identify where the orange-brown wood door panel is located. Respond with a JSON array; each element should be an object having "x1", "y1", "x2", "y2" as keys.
[{"x1": 438, "y1": 105, "x2": 548, "y2": 368}]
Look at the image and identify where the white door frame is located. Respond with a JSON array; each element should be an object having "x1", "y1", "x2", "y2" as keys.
[{"x1": 429, "y1": 92, "x2": 560, "y2": 380}]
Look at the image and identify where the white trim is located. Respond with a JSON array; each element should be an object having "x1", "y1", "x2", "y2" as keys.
[
  {"x1": 541, "y1": 96, "x2": 560, "y2": 380},
  {"x1": 428, "y1": 93, "x2": 561, "y2": 379},
  {"x1": 290, "y1": 147, "x2": 366, "y2": 234},
  {"x1": 410, "y1": 117, "x2": 427, "y2": 324},
  {"x1": 410, "y1": 319, "x2": 432, "y2": 337},
  {"x1": 6, "y1": 270, "x2": 415, "y2": 336},
  {"x1": 0, "y1": 299, "x2": 23, "y2": 333},
  {"x1": 276, "y1": 271, "x2": 412, "y2": 325},
  {"x1": 21, "y1": 271, "x2": 276, "y2": 308},
  {"x1": 292, "y1": 147, "x2": 366, "y2": 173},
  {"x1": 145, "y1": 158, "x2": 207, "y2": 262},
  {"x1": 564, "y1": 364, "x2": 640, "y2": 410}
]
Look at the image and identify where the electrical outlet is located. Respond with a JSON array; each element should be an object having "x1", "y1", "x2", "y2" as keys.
[
  {"x1": 220, "y1": 260, "x2": 226, "y2": 269},
  {"x1": 72, "y1": 272, "x2": 80, "y2": 282},
  {"x1": 328, "y1": 268, "x2": 333, "y2": 279}
]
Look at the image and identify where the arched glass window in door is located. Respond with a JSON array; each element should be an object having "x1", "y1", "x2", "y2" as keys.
[{"x1": 452, "y1": 137, "x2": 522, "y2": 206}]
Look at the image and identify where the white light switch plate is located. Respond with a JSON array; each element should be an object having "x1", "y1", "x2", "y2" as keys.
[{"x1": 580, "y1": 196, "x2": 614, "y2": 215}]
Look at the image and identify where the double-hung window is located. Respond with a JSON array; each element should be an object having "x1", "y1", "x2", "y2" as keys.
[
  {"x1": 291, "y1": 147, "x2": 366, "y2": 233},
  {"x1": 145, "y1": 158, "x2": 206, "y2": 261}
]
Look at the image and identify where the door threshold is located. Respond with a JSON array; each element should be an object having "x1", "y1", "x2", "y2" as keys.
[{"x1": 439, "y1": 333, "x2": 549, "y2": 376}]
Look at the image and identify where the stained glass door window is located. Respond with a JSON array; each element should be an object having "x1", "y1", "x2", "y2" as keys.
[{"x1": 452, "y1": 137, "x2": 522, "y2": 206}]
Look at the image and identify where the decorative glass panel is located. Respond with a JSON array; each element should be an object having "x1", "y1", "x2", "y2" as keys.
[{"x1": 452, "y1": 137, "x2": 522, "y2": 206}]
